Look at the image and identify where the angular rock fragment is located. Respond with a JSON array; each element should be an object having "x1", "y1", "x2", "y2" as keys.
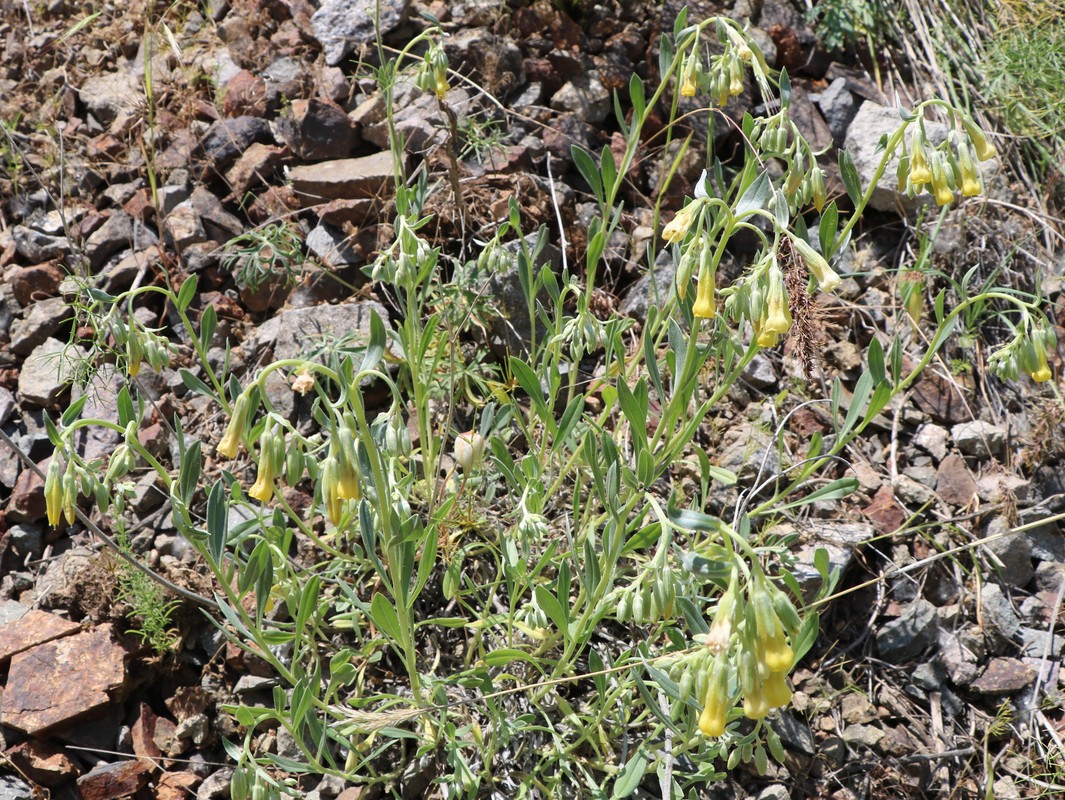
[
  {"x1": 2, "y1": 624, "x2": 128, "y2": 736},
  {"x1": 76, "y1": 759, "x2": 153, "y2": 800},
  {"x1": 0, "y1": 600, "x2": 80, "y2": 663},
  {"x1": 287, "y1": 151, "x2": 396, "y2": 204},
  {"x1": 311, "y1": 0, "x2": 409, "y2": 66}
]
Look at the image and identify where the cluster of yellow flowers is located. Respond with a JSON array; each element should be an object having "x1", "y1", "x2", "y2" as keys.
[
  {"x1": 900, "y1": 115, "x2": 996, "y2": 205},
  {"x1": 668, "y1": 569, "x2": 800, "y2": 738},
  {"x1": 989, "y1": 321, "x2": 1057, "y2": 384},
  {"x1": 679, "y1": 23, "x2": 753, "y2": 107},
  {"x1": 415, "y1": 41, "x2": 450, "y2": 100}
]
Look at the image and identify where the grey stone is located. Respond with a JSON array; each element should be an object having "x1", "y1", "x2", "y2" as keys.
[
  {"x1": 71, "y1": 364, "x2": 123, "y2": 463},
  {"x1": 264, "y1": 57, "x2": 304, "y2": 98},
  {"x1": 0, "y1": 773, "x2": 33, "y2": 800},
  {"x1": 362, "y1": 87, "x2": 477, "y2": 153},
  {"x1": 10, "y1": 297, "x2": 71, "y2": 356},
  {"x1": 0, "y1": 436, "x2": 22, "y2": 490},
  {"x1": 174, "y1": 712, "x2": 210, "y2": 745},
  {"x1": 875, "y1": 598, "x2": 938, "y2": 662},
  {"x1": 165, "y1": 202, "x2": 207, "y2": 250},
  {"x1": 1019, "y1": 508, "x2": 1065, "y2": 561},
  {"x1": 275, "y1": 726, "x2": 302, "y2": 759},
  {"x1": 891, "y1": 474, "x2": 936, "y2": 505},
  {"x1": 982, "y1": 515, "x2": 1033, "y2": 588},
  {"x1": 85, "y1": 212, "x2": 156, "y2": 271},
  {"x1": 79, "y1": 66, "x2": 140, "y2": 128},
  {"x1": 842, "y1": 724, "x2": 884, "y2": 748},
  {"x1": 0, "y1": 386, "x2": 14, "y2": 425},
  {"x1": 8, "y1": 524, "x2": 44, "y2": 562},
  {"x1": 551, "y1": 71, "x2": 612, "y2": 124},
  {"x1": 742, "y1": 353, "x2": 780, "y2": 390},
  {"x1": 196, "y1": 769, "x2": 233, "y2": 800},
  {"x1": 937, "y1": 629, "x2": 981, "y2": 685},
  {"x1": 619, "y1": 249, "x2": 676, "y2": 323},
  {"x1": 481, "y1": 234, "x2": 563, "y2": 356},
  {"x1": 306, "y1": 223, "x2": 361, "y2": 267},
  {"x1": 715, "y1": 421, "x2": 778, "y2": 485},
  {"x1": 951, "y1": 420, "x2": 1006, "y2": 459},
  {"x1": 756, "y1": 786, "x2": 790, "y2": 800},
  {"x1": 189, "y1": 187, "x2": 244, "y2": 243},
  {"x1": 158, "y1": 184, "x2": 190, "y2": 217},
  {"x1": 17, "y1": 338, "x2": 80, "y2": 406},
  {"x1": 1033, "y1": 561, "x2": 1065, "y2": 594},
  {"x1": 812, "y1": 77, "x2": 857, "y2": 144},
  {"x1": 311, "y1": 0, "x2": 409, "y2": 66},
  {"x1": 792, "y1": 520, "x2": 875, "y2": 597},
  {"x1": 976, "y1": 472, "x2": 1029, "y2": 505},
  {"x1": 287, "y1": 151, "x2": 396, "y2": 204},
  {"x1": 12, "y1": 225, "x2": 70, "y2": 262},
  {"x1": 980, "y1": 582, "x2": 1021, "y2": 647},
  {"x1": 251, "y1": 301, "x2": 392, "y2": 363},
  {"x1": 233, "y1": 675, "x2": 278, "y2": 695},
  {"x1": 279, "y1": 98, "x2": 357, "y2": 161},
  {"x1": 200, "y1": 116, "x2": 273, "y2": 170}
]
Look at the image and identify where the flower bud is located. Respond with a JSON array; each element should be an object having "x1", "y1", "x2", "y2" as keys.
[
  {"x1": 675, "y1": 245, "x2": 697, "y2": 300},
  {"x1": 335, "y1": 415, "x2": 361, "y2": 501},
  {"x1": 728, "y1": 58, "x2": 743, "y2": 96},
  {"x1": 454, "y1": 430, "x2": 486, "y2": 473},
  {"x1": 320, "y1": 455, "x2": 343, "y2": 525},
  {"x1": 45, "y1": 457, "x2": 64, "y2": 527},
  {"x1": 810, "y1": 167, "x2": 826, "y2": 212},
  {"x1": 126, "y1": 330, "x2": 142, "y2": 377},
  {"x1": 680, "y1": 56, "x2": 698, "y2": 97},
  {"x1": 663, "y1": 200, "x2": 702, "y2": 244},
  {"x1": 62, "y1": 464, "x2": 78, "y2": 525}
]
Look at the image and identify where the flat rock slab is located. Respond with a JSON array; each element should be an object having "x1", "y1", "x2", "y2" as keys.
[
  {"x1": 4, "y1": 739, "x2": 79, "y2": 787},
  {"x1": 0, "y1": 600, "x2": 80, "y2": 664},
  {"x1": 969, "y1": 657, "x2": 1036, "y2": 694},
  {"x1": 76, "y1": 758, "x2": 153, "y2": 800},
  {"x1": 2, "y1": 623, "x2": 128, "y2": 736},
  {"x1": 287, "y1": 151, "x2": 396, "y2": 204}
]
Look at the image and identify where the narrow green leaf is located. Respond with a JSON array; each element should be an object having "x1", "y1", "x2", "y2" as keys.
[
  {"x1": 600, "y1": 145, "x2": 618, "y2": 195},
  {"x1": 359, "y1": 309, "x2": 386, "y2": 374},
  {"x1": 840, "y1": 371, "x2": 873, "y2": 437},
  {"x1": 176, "y1": 274, "x2": 197, "y2": 312},
  {"x1": 199, "y1": 303, "x2": 217, "y2": 352},
  {"x1": 838, "y1": 150, "x2": 863, "y2": 206},
  {"x1": 818, "y1": 201, "x2": 839, "y2": 259},
  {"x1": 572, "y1": 145, "x2": 604, "y2": 205},
  {"x1": 115, "y1": 386, "x2": 136, "y2": 428},
  {"x1": 62, "y1": 394, "x2": 89, "y2": 428},
  {"x1": 370, "y1": 592, "x2": 402, "y2": 644},
  {"x1": 629, "y1": 74, "x2": 645, "y2": 118},
  {"x1": 775, "y1": 478, "x2": 858, "y2": 512},
  {"x1": 779, "y1": 68, "x2": 792, "y2": 109},
  {"x1": 735, "y1": 170, "x2": 772, "y2": 216},
  {"x1": 867, "y1": 337, "x2": 886, "y2": 384},
  {"x1": 613, "y1": 749, "x2": 649, "y2": 798},
  {"x1": 179, "y1": 368, "x2": 215, "y2": 399},
  {"x1": 206, "y1": 479, "x2": 227, "y2": 564},
  {"x1": 534, "y1": 584, "x2": 569, "y2": 636},
  {"x1": 481, "y1": 648, "x2": 540, "y2": 667}
]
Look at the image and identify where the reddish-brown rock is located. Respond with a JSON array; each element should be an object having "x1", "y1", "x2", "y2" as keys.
[
  {"x1": 861, "y1": 484, "x2": 906, "y2": 534},
  {"x1": 936, "y1": 452, "x2": 978, "y2": 507},
  {"x1": 970, "y1": 657, "x2": 1036, "y2": 694},
  {"x1": 75, "y1": 759, "x2": 153, "y2": 800},
  {"x1": 4, "y1": 739, "x2": 79, "y2": 787},
  {"x1": 0, "y1": 600, "x2": 80, "y2": 664},
  {"x1": 157, "y1": 770, "x2": 201, "y2": 800},
  {"x1": 1, "y1": 624, "x2": 128, "y2": 736},
  {"x1": 9, "y1": 263, "x2": 65, "y2": 306}
]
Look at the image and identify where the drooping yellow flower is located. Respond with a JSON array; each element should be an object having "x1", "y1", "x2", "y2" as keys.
[
  {"x1": 958, "y1": 144, "x2": 982, "y2": 197},
  {"x1": 698, "y1": 657, "x2": 730, "y2": 737},
  {"x1": 662, "y1": 201, "x2": 700, "y2": 244},
  {"x1": 791, "y1": 236, "x2": 841, "y2": 293},
  {"x1": 742, "y1": 684, "x2": 770, "y2": 720},
  {"x1": 931, "y1": 155, "x2": 955, "y2": 206},
  {"x1": 962, "y1": 116, "x2": 997, "y2": 161},
  {"x1": 908, "y1": 138, "x2": 932, "y2": 187},
  {"x1": 45, "y1": 458, "x2": 64, "y2": 527},
  {"x1": 692, "y1": 261, "x2": 716, "y2": 319},
  {"x1": 320, "y1": 456, "x2": 343, "y2": 526},
  {"x1": 218, "y1": 392, "x2": 252, "y2": 458},
  {"x1": 763, "y1": 263, "x2": 791, "y2": 336}
]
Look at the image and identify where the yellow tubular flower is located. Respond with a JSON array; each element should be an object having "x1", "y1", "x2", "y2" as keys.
[
  {"x1": 218, "y1": 392, "x2": 252, "y2": 458},
  {"x1": 249, "y1": 463, "x2": 274, "y2": 503},
  {"x1": 764, "y1": 670, "x2": 792, "y2": 708},
  {"x1": 662, "y1": 201, "x2": 700, "y2": 244},
  {"x1": 1029, "y1": 341, "x2": 1052, "y2": 383},
  {"x1": 692, "y1": 257, "x2": 716, "y2": 319},
  {"x1": 698, "y1": 657, "x2": 730, "y2": 737},
  {"x1": 45, "y1": 458, "x2": 64, "y2": 527},
  {"x1": 681, "y1": 59, "x2": 697, "y2": 97},
  {"x1": 706, "y1": 576, "x2": 738, "y2": 655},
  {"x1": 763, "y1": 263, "x2": 791, "y2": 335},
  {"x1": 958, "y1": 145, "x2": 982, "y2": 197},
  {"x1": 743, "y1": 684, "x2": 770, "y2": 720},
  {"x1": 62, "y1": 467, "x2": 77, "y2": 525},
  {"x1": 931, "y1": 155, "x2": 955, "y2": 206},
  {"x1": 908, "y1": 137, "x2": 932, "y2": 186},
  {"x1": 791, "y1": 236, "x2": 841, "y2": 293},
  {"x1": 962, "y1": 116, "x2": 997, "y2": 161}
]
